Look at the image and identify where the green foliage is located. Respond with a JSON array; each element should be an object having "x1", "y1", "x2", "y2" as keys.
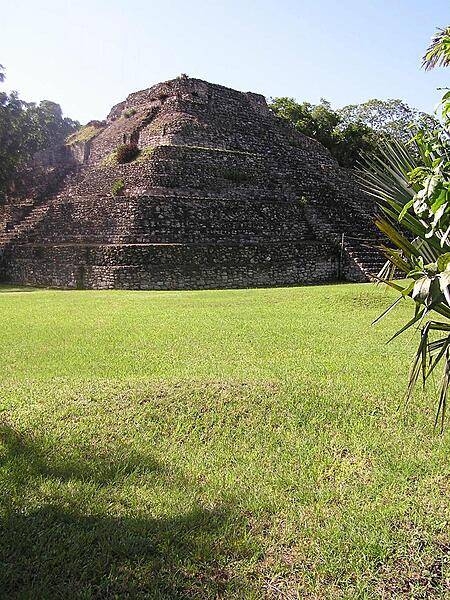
[
  {"x1": 111, "y1": 178, "x2": 125, "y2": 196},
  {"x1": 115, "y1": 142, "x2": 140, "y2": 164},
  {"x1": 66, "y1": 124, "x2": 101, "y2": 146},
  {"x1": 423, "y1": 26, "x2": 450, "y2": 70},
  {"x1": 339, "y1": 98, "x2": 438, "y2": 146},
  {"x1": 101, "y1": 150, "x2": 118, "y2": 167},
  {"x1": 270, "y1": 96, "x2": 436, "y2": 168},
  {"x1": 26, "y1": 100, "x2": 79, "y2": 149},
  {"x1": 0, "y1": 66, "x2": 79, "y2": 199},
  {"x1": 270, "y1": 97, "x2": 377, "y2": 167},
  {"x1": 360, "y1": 29, "x2": 450, "y2": 427},
  {"x1": 104, "y1": 145, "x2": 154, "y2": 167},
  {"x1": 270, "y1": 97, "x2": 338, "y2": 139},
  {"x1": 332, "y1": 120, "x2": 377, "y2": 168},
  {"x1": 362, "y1": 135, "x2": 450, "y2": 427},
  {"x1": 135, "y1": 146, "x2": 155, "y2": 162},
  {"x1": 122, "y1": 108, "x2": 136, "y2": 118}
]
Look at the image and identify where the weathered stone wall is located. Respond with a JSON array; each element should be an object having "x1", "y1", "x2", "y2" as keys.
[
  {"x1": 22, "y1": 195, "x2": 315, "y2": 245},
  {"x1": 69, "y1": 147, "x2": 283, "y2": 198},
  {"x1": 3, "y1": 241, "x2": 339, "y2": 290},
  {"x1": 0, "y1": 203, "x2": 34, "y2": 233},
  {"x1": 88, "y1": 78, "x2": 335, "y2": 165}
]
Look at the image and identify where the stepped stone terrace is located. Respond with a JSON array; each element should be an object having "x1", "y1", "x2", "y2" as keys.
[{"x1": 0, "y1": 76, "x2": 385, "y2": 290}]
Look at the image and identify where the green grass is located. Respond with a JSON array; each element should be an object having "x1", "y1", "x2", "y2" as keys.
[
  {"x1": 65, "y1": 125, "x2": 102, "y2": 146},
  {"x1": 1, "y1": 283, "x2": 450, "y2": 599}
]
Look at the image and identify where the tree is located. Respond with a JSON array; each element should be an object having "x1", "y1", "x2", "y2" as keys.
[
  {"x1": 338, "y1": 98, "x2": 438, "y2": 145},
  {"x1": 331, "y1": 121, "x2": 376, "y2": 168},
  {"x1": 26, "y1": 100, "x2": 79, "y2": 150},
  {"x1": 361, "y1": 26, "x2": 450, "y2": 429},
  {"x1": 0, "y1": 90, "x2": 31, "y2": 197},
  {"x1": 270, "y1": 97, "x2": 339, "y2": 147},
  {"x1": 269, "y1": 97, "x2": 376, "y2": 167},
  {"x1": 0, "y1": 66, "x2": 78, "y2": 199}
]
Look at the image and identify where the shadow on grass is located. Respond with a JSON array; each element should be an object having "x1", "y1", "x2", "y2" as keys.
[
  {"x1": 0, "y1": 424, "x2": 163, "y2": 487},
  {"x1": 0, "y1": 424, "x2": 256, "y2": 599},
  {"x1": 0, "y1": 506, "x2": 252, "y2": 599}
]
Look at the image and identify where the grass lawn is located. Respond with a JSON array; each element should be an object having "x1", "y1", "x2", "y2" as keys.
[{"x1": 1, "y1": 282, "x2": 449, "y2": 599}]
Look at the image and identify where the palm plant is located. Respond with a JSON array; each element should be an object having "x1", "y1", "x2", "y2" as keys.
[
  {"x1": 423, "y1": 27, "x2": 450, "y2": 71},
  {"x1": 361, "y1": 136, "x2": 450, "y2": 429},
  {"x1": 360, "y1": 27, "x2": 450, "y2": 427}
]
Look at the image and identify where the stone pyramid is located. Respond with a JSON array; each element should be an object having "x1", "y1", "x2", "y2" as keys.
[{"x1": 0, "y1": 76, "x2": 384, "y2": 289}]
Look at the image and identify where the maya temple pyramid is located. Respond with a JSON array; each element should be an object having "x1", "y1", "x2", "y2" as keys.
[{"x1": 0, "y1": 76, "x2": 385, "y2": 289}]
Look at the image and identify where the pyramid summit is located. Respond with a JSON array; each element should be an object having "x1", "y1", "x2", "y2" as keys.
[{"x1": 0, "y1": 76, "x2": 384, "y2": 289}]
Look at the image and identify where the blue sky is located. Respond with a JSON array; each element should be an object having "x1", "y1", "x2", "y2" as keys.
[{"x1": 2, "y1": 0, "x2": 449, "y2": 123}]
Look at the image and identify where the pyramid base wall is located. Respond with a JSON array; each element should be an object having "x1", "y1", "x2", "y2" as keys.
[{"x1": 1, "y1": 241, "x2": 343, "y2": 290}]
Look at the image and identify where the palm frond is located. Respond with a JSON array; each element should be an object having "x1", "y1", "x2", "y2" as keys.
[
  {"x1": 387, "y1": 305, "x2": 427, "y2": 343},
  {"x1": 405, "y1": 321, "x2": 450, "y2": 431},
  {"x1": 375, "y1": 258, "x2": 396, "y2": 284},
  {"x1": 422, "y1": 26, "x2": 450, "y2": 71},
  {"x1": 374, "y1": 217, "x2": 421, "y2": 260},
  {"x1": 358, "y1": 138, "x2": 419, "y2": 208}
]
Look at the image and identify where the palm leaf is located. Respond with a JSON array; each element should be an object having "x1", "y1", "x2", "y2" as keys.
[
  {"x1": 404, "y1": 321, "x2": 450, "y2": 431},
  {"x1": 361, "y1": 132, "x2": 450, "y2": 427},
  {"x1": 422, "y1": 27, "x2": 450, "y2": 71},
  {"x1": 358, "y1": 138, "x2": 419, "y2": 208},
  {"x1": 436, "y1": 349, "x2": 450, "y2": 432},
  {"x1": 387, "y1": 305, "x2": 427, "y2": 343},
  {"x1": 374, "y1": 217, "x2": 421, "y2": 259}
]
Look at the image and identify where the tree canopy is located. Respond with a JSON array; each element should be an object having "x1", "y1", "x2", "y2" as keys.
[
  {"x1": 269, "y1": 96, "x2": 436, "y2": 168},
  {"x1": 0, "y1": 65, "x2": 79, "y2": 200},
  {"x1": 339, "y1": 98, "x2": 438, "y2": 145}
]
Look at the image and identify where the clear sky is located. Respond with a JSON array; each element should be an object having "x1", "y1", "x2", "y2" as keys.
[{"x1": 2, "y1": 0, "x2": 449, "y2": 123}]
